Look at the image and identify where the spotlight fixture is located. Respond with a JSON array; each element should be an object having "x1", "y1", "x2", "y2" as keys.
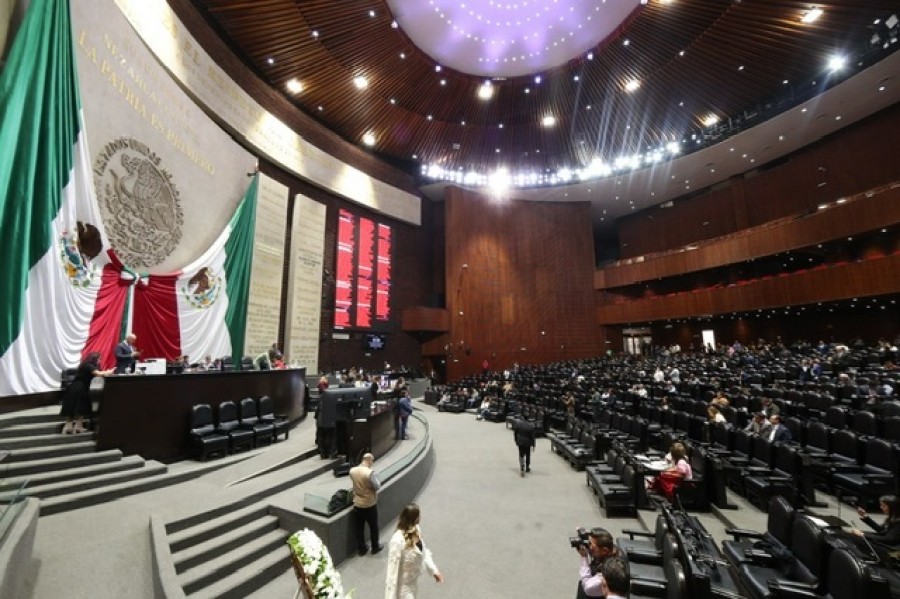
[
  {"x1": 826, "y1": 55, "x2": 846, "y2": 72},
  {"x1": 801, "y1": 7, "x2": 823, "y2": 24},
  {"x1": 353, "y1": 75, "x2": 368, "y2": 89},
  {"x1": 362, "y1": 132, "x2": 376, "y2": 147},
  {"x1": 541, "y1": 115, "x2": 556, "y2": 127},
  {"x1": 477, "y1": 81, "x2": 493, "y2": 100},
  {"x1": 285, "y1": 78, "x2": 303, "y2": 94},
  {"x1": 624, "y1": 79, "x2": 641, "y2": 93}
]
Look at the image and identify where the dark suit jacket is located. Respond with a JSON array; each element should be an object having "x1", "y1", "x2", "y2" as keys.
[
  {"x1": 114, "y1": 341, "x2": 135, "y2": 374},
  {"x1": 862, "y1": 516, "x2": 900, "y2": 548},
  {"x1": 513, "y1": 420, "x2": 536, "y2": 448},
  {"x1": 769, "y1": 424, "x2": 792, "y2": 444}
]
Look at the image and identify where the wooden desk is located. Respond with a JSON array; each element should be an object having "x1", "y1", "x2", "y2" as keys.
[{"x1": 96, "y1": 368, "x2": 306, "y2": 461}]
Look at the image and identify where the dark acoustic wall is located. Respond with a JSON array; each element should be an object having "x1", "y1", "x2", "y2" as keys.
[
  {"x1": 434, "y1": 187, "x2": 602, "y2": 380},
  {"x1": 617, "y1": 102, "x2": 900, "y2": 258}
]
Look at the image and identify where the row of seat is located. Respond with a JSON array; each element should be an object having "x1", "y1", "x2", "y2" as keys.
[{"x1": 189, "y1": 396, "x2": 290, "y2": 460}]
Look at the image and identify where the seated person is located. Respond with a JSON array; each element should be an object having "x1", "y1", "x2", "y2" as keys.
[
  {"x1": 647, "y1": 442, "x2": 692, "y2": 501},
  {"x1": 476, "y1": 397, "x2": 492, "y2": 420},
  {"x1": 850, "y1": 495, "x2": 900, "y2": 560},
  {"x1": 710, "y1": 390, "x2": 730, "y2": 407},
  {"x1": 707, "y1": 405, "x2": 726, "y2": 424},
  {"x1": 744, "y1": 412, "x2": 771, "y2": 436}
]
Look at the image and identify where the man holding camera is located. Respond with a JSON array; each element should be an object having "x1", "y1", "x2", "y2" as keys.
[{"x1": 574, "y1": 527, "x2": 622, "y2": 598}]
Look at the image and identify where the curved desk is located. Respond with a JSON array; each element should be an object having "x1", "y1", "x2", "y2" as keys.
[{"x1": 96, "y1": 368, "x2": 306, "y2": 461}]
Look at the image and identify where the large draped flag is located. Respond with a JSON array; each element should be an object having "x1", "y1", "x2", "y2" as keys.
[
  {"x1": 0, "y1": 0, "x2": 112, "y2": 395},
  {"x1": 130, "y1": 174, "x2": 258, "y2": 367}
]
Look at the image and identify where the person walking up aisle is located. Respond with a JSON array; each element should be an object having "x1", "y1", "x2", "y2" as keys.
[
  {"x1": 349, "y1": 452, "x2": 382, "y2": 556},
  {"x1": 385, "y1": 504, "x2": 443, "y2": 598},
  {"x1": 513, "y1": 417, "x2": 537, "y2": 476}
]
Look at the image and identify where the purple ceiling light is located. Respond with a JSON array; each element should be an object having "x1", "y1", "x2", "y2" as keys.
[{"x1": 385, "y1": 0, "x2": 644, "y2": 77}]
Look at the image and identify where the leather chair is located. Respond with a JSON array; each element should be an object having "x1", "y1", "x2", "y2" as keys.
[
  {"x1": 852, "y1": 410, "x2": 879, "y2": 438},
  {"x1": 258, "y1": 395, "x2": 290, "y2": 441},
  {"x1": 743, "y1": 444, "x2": 803, "y2": 509},
  {"x1": 831, "y1": 437, "x2": 897, "y2": 508},
  {"x1": 219, "y1": 356, "x2": 235, "y2": 371},
  {"x1": 216, "y1": 400, "x2": 255, "y2": 452},
  {"x1": 618, "y1": 515, "x2": 669, "y2": 564},
  {"x1": 767, "y1": 547, "x2": 891, "y2": 599},
  {"x1": 722, "y1": 495, "x2": 795, "y2": 569},
  {"x1": 239, "y1": 397, "x2": 275, "y2": 446},
  {"x1": 239, "y1": 356, "x2": 254, "y2": 371},
  {"x1": 189, "y1": 404, "x2": 230, "y2": 461},
  {"x1": 598, "y1": 463, "x2": 637, "y2": 517},
  {"x1": 737, "y1": 516, "x2": 829, "y2": 599}
]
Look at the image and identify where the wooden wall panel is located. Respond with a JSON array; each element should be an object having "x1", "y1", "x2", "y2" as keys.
[
  {"x1": 444, "y1": 187, "x2": 601, "y2": 380},
  {"x1": 597, "y1": 254, "x2": 900, "y2": 324},
  {"x1": 617, "y1": 103, "x2": 900, "y2": 257},
  {"x1": 598, "y1": 184, "x2": 900, "y2": 289}
]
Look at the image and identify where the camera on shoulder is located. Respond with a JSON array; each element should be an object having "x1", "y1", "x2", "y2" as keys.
[{"x1": 569, "y1": 527, "x2": 589, "y2": 548}]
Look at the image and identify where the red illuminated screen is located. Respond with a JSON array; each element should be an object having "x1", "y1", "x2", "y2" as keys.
[{"x1": 334, "y1": 209, "x2": 392, "y2": 329}]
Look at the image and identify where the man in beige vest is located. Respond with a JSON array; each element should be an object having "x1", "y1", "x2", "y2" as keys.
[{"x1": 349, "y1": 452, "x2": 382, "y2": 555}]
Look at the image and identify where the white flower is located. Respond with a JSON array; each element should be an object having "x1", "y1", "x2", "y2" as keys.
[{"x1": 288, "y1": 529, "x2": 348, "y2": 599}]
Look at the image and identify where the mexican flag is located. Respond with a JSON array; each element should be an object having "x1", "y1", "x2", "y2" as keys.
[
  {"x1": 0, "y1": 0, "x2": 111, "y2": 395},
  {"x1": 130, "y1": 175, "x2": 258, "y2": 367}
]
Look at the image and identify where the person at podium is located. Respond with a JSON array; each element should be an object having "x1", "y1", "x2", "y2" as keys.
[{"x1": 113, "y1": 333, "x2": 139, "y2": 374}]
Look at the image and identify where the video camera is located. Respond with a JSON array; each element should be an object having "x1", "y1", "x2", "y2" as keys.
[{"x1": 569, "y1": 527, "x2": 589, "y2": 549}]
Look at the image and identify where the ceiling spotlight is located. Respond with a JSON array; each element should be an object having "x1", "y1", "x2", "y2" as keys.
[
  {"x1": 826, "y1": 55, "x2": 846, "y2": 72},
  {"x1": 801, "y1": 7, "x2": 823, "y2": 24},
  {"x1": 477, "y1": 81, "x2": 493, "y2": 100},
  {"x1": 362, "y1": 132, "x2": 376, "y2": 147},
  {"x1": 353, "y1": 75, "x2": 368, "y2": 89},
  {"x1": 391, "y1": 20, "x2": 398, "y2": 29},
  {"x1": 624, "y1": 79, "x2": 641, "y2": 93},
  {"x1": 702, "y1": 114, "x2": 720, "y2": 127},
  {"x1": 534, "y1": 75, "x2": 542, "y2": 84},
  {"x1": 541, "y1": 115, "x2": 556, "y2": 127},
  {"x1": 266, "y1": 57, "x2": 275, "y2": 65},
  {"x1": 285, "y1": 78, "x2": 303, "y2": 94}
]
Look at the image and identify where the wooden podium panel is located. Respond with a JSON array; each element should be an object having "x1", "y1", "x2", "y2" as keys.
[{"x1": 96, "y1": 368, "x2": 306, "y2": 461}]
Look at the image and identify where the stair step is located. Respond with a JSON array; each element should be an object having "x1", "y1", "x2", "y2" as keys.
[
  {"x1": 38, "y1": 461, "x2": 234, "y2": 516},
  {"x1": 173, "y1": 515, "x2": 281, "y2": 574},
  {"x1": 23, "y1": 461, "x2": 167, "y2": 499},
  {"x1": 0, "y1": 412, "x2": 67, "y2": 427},
  {"x1": 169, "y1": 503, "x2": 271, "y2": 553},
  {"x1": 189, "y1": 545, "x2": 292, "y2": 599},
  {"x1": 179, "y1": 529, "x2": 288, "y2": 596},
  {"x1": 0, "y1": 454, "x2": 145, "y2": 492},
  {"x1": 0, "y1": 431, "x2": 94, "y2": 450},
  {"x1": 0, "y1": 421, "x2": 68, "y2": 439},
  {"x1": 2, "y1": 440, "x2": 96, "y2": 463},
  {"x1": 0, "y1": 448, "x2": 121, "y2": 477}
]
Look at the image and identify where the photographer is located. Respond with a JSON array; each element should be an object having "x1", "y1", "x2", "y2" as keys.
[{"x1": 573, "y1": 527, "x2": 621, "y2": 598}]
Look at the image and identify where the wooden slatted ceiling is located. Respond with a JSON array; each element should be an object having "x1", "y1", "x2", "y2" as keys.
[{"x1": 190, "y1": 0, "x2": 898, "y2": 175}]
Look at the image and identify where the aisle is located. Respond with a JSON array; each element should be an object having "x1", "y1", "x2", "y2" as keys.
[{"x1": 337, "y1": 405, "x2": 644, "y2": 598}]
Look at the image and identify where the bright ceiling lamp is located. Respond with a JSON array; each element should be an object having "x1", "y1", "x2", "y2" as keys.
[
  {"x1": 624, "y1": 78, "x2": 641, "y2": 93},
  {"x1": 542, "y1": 115, "x2": 557, "y2": 127},
  {"x1": 477, "y1": 81, "x2": 493, "y2": 100},
  {"x1": 353, "y1": 75, "x2": 368, "y2": 89},
  {"x1": 702, "y1": 114, "x2": 720, "y2": 127},
  {"x1": 827, "y1": 54, "x2": 846, "y2": 72},
  {"x1": 801, "y1": 7, "x2": 823, "y2": 24},
  {"x1": 487, "y1": 167, "x2": 511, "y2": 196},
  {"x1": 286, "y1": 78, "x2": 303, "y2": 94},
  {"x1": 362, "y1": 132, "x2": 376, "y2": 146}
]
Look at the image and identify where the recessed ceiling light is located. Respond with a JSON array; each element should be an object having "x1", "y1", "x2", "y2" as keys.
[
  {"x1": 391, "y1": 20, "x2": 398, "y2": 29},
  {"x1": 623, "y1": 39, "x2": 630, "y2": 46},
  {"x1": 285, "y1": 78, "x2": 303, "y2": 94},
  {"x1": 353, "y1": 75, "x2": 368, "y2": 89},
  {"x1": 435, "y1": 65, "x2": 442, "y2": 72},
  {"x1": 801, "y1": 7, "x2": 824, "y2": 23},
  {"x1": 368, "y1": 9, "x2": 375, "y2": 17},
  {"x1": 389, "y1": 98, "x2": 396, "y2": 105},
  {"x1": 702, "y1": 114, "x2": 719, "y2": 127},
  {"x1": 624, "y1": 79, "x2": 641, "y2": 93},
  {"x1": 478, "y1": 81, "x2": 493, "y2": 100},
  {"x1": 827, "y1": 55, "x2": 846, "y2": 72},
  {"x1": 312, "y1": 30, "x2": 319, "y2": 38},
  {"x1": 542, "y1": 115, "x2": 556, "y2": 127},
  {"x1": 362, "y1": 132, "x2": 376, "y2": 146},
  {"x1": 400, "y1": 52, "x2": 406, "y2": 59},
  {"x1": 266, "y1": 57, "x2": 275, "y2": 65},
  {"x1": 440, "y1": 79, "x2": 447, "y2": 86},
  {"x1": 534, "y1": 75, "x2": 542, "y2": 84}
]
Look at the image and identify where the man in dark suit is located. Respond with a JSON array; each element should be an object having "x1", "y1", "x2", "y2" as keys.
[
  {"x1": 513, "y1": 417, "x2": 537, "y2": 476},
  {"x1": 114, "y1": 333, "x2": 139, "y2": 374},
  {"x1": 767, "y1": 414, "x2": 792, "y2": 443}
]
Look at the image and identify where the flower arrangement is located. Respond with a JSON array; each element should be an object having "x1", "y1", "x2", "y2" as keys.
[{"x1": 287, "y1": 528, "x2": 352, "y2": 599}]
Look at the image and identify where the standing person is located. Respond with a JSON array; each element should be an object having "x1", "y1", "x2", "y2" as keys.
[
  {"x1": 513, "y1": 417, "x2": 537, "y2": 476},
  {"x1": 60, "y1": 352, "x2": 112, "y2": 434},
  {"x1": 349, "y1": 453, "x2": 382, "y2": 556},
  {"x1": 398, "y1": 389, "x2": 414, "y2": 440},
  {"x1": 114, "y1": 333, "x2": 139, "y2": 374},
  {"x1": 385, "y1": 503, "x2": 443, "y2": 599}
]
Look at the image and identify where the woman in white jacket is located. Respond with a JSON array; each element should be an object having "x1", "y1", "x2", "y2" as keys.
[{"x1": 384, "y1": 504, "x2": 444, "y2": 598}]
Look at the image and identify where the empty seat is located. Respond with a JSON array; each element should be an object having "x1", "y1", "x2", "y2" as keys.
[
  {"x1": 217, "y1": 400, "x2": 254, "y2": 452},
  {"x1": 258, "y1": 395, "x2": 290, "y2": 441},
  {"x1": 189, "y1": 404, "x2": 229, "y2": 461},
  {"x1": 239, "y1": 397, "x2": 275, "y2": 446}
]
